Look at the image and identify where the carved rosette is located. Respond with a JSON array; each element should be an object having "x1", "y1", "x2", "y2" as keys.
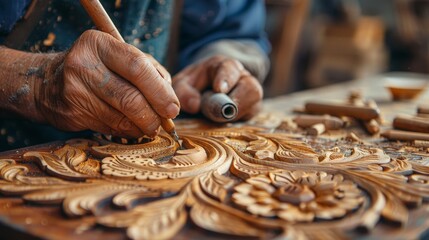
[
  {"x1": 0, "y1": 125, "x2": 429, "y2": 239},
  {"x1": 232, "y1": 171, "x2": 363, "y2": 222}
]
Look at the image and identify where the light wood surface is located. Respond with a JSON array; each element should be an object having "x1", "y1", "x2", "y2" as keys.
[{"x1": 263, "y1": 72, "x2": 429, "y2": 122}]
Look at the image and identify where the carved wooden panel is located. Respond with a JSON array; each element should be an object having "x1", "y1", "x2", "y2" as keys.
[{"x1": 1, "y1": 120, "x2": 429, "y2": 239}]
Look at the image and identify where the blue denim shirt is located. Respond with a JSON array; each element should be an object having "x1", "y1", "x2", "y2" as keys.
[{"x1": 0, "y1": 0, "x2": 269, "y2": 67}]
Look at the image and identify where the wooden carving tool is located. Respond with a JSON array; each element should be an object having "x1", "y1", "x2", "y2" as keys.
[
  {"x1": 305, "y1": 101, "x2": 380, "y2": 120},
  {"x1": 381, "y1": 129, "x2": 429, "y2": 141},
  {"x1": 393, "y1": 115, "x2": 429, "y2": 133},
  {"x1": 80, "y1": 0, "x2": 180, "y2": 144}
]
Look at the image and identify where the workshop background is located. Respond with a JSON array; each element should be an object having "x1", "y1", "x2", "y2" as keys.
[{"x1": 264, "y1": 0, "x2": 429, "y2": 97}]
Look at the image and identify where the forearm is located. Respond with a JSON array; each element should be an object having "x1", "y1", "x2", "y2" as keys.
[{"x1": 0, "y1": 46, "x2": 62, "y2": 122}]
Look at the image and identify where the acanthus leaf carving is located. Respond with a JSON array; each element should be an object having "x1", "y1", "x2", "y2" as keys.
[
  {"x1": 0, "y1": 124, "x2": 428, "y2": 239},
  {"x1": 23, "y1": 145, "x2": 100, "y2": 181}
]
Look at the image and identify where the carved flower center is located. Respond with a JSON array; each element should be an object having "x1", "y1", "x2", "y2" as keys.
[
  {"x1": 232, "y1": 171, "x2": 364, "y2": 223},
  {"x1": 273, "y1": 184, "x2": 315, "y2": 204}
]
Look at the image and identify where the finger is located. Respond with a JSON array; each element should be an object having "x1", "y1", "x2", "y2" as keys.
[
  {"x1": 228, "y1": 75, "x2": 263, "y2": 120},
  {"x1": 71, "y1": 95, "x2": 146, "y2": 138},
  {"x1": 173, "y1": 79, "x2": 201, "y2": 114},
  {"x1": 147, "y1": 54, "x2": 171, "y2": 84},
  {"x1": 98, "y1": 108, "x2": 151, "y2": 138},
  {"x1": 173, "y1": 64, "x2": 208, "y2": 91},
  {"x1": 240, "y1": 102, "x2": 262, "y2": 121},
  {"x1": 86, "y1": 67, "x2": 162, "y2": 137},
  {"x1": 211, "y1": 58, "x2": 245, "y2": 94},
  {"x1": 93, "y1": 31, "x2": 179, "y2": 119}
]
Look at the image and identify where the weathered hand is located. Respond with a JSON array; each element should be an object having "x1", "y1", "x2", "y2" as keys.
[
  {"x1": 36, "y1": 30, "x2": 179, "y2": 138},
  {"x1": 173, "y1": 55, "x2": 263, "y2": 121}
]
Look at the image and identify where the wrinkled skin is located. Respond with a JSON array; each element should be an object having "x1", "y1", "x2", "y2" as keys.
[
  {"x1": 173, "y1": 55, "x2": 263, "y2": 121},
  {"x1": 1, "y1": 30, "x2": 263, "y2": 139},
  {"x1": 36, "y1": 30, "x2": 180, "y2": 138}
]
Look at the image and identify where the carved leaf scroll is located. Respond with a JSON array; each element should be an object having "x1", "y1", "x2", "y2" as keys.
[
  {"x1": 24, "y1": 145, "x2": 100, "y2": 181},
  {"x1": 98, "y1": 193, "x2": 187, "y2": 240},
  {"x1": 1, "y1": 124, "x2": 429, "y2": 239}
]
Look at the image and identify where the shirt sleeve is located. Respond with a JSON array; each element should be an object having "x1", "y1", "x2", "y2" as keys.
[
  {"x1": 0, "y1": 0, "x2": 32, "y2": 38},
  {"x1": 178, "y1": 0, "x2": 271, "y2": 82}
]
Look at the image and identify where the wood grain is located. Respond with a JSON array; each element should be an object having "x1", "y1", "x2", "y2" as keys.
[{"x1": 0, "y1": 120, "x2": 428, "y2": 239}]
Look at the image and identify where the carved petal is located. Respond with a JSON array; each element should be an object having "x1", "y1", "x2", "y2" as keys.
[
  {"x1": 92, "y1": 135, "x2": 177, "y2": 158},
  {"x1": 199, "y1": 171, "x2": 235, "y2": 202},
  {"x1": 381, "y1": 191, "x2": 409, "y2": 225},
  {"x1": 275, "y1": 146, "x2": 318, "y2": 163},
  {"x1": 190, "y1": 202, "x2": 264, "y2": 237},
  {"x1": 319, "y1": 148, "x2": 390, "y2": 167},
  {"x1": 127, "y1": 209, "x2": 186, "y2": 240},
  {"x1": 97, "y1": 194, "x2": 187, "y2": 240}
]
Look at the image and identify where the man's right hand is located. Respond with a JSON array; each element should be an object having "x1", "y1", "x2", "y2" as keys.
[{"x1": 35, "y1": 30, "x2": 180, "y2": 138}]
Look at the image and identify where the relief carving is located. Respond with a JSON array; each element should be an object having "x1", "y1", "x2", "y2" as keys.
[{"x1": 0, "y1": 123, "x2": 429, "y2": 239}]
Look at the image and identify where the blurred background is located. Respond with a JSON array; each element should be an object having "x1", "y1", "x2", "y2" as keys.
[{"x1": 263, "y1": 0, "x2": 429, "y2": 97}]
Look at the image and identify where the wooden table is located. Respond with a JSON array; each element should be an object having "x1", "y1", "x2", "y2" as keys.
[
  {"x1": 263, "y1": 72, "x2": 429, "y2": 120},
  {"x1": 1, "y1": 72, "x2": 429, "y2": 239}
]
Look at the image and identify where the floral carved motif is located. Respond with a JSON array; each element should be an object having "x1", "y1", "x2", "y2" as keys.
[{"x1": 1, "y1": 124, "x2": 429, "y2": 239}]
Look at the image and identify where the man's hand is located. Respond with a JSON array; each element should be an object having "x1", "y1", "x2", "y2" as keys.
[
  {"x1": 173, "y1": 55, "x2": 263, "y2": 121},
  {"x1": 35, "y1": 30, "x2": 180, "y2": 138}
]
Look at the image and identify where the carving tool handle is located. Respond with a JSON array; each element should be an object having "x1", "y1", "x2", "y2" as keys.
[
  {"x1": 80, "y1": 0, "x2": 178, "y2": 140},
  {"x1": 200, "y1": 91, "x2": 238, "y2": 123},
  {"x1": 80, "y1": 0, "x2": 124, "y2": 42}
]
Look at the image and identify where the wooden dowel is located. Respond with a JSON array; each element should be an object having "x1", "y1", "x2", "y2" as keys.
[
  {"x1": 363, "y1": 119, "x2": 380, "y2": 135},
  {"x1": 393, "y1": 116, "x2": 429, "y2": 133},
  {"x1": 416, "y1": 113, "x2": 429, "y2": 118},
  {"x1": 366, "y1": 99, "x2": 379, "y2": 110},
  {"x1": 418, "y1": 106, "x2": 429, "y2": 114},
  {"x1": 381, "y1": 129, "x2": 429, "y2": 141},
  {"x1": 307, "y1": 123, "x2": 326, "y2": 136},
  {"x1": 305, "y1": 102, "x2": 380, "y2": 120},
  {"x1": 366, "y1": 99, "x2": 383, "y2": 124},
  {"x1": 413, "y1": 140, "x2": 429, "y2": 148},
  {"x1": 293, "y1": 115, "x2": 344, "y2": 130},
  {"x1": 348, "y1": 90, "x2": 363, "y2": 102},
  {"x1": 348, "y1": 94, "x2": 365, "y2": 107}
]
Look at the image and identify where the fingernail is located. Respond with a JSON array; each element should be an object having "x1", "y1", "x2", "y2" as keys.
[
  {"x1": 220, "y1": 80, "x2": 228, "y2": 93},
  {"x1": 166, "y1": 103, "x2": 180, "y2": 118},
  {"x1": 187, "y1": 97, "x2": 200, "y2": 113}
]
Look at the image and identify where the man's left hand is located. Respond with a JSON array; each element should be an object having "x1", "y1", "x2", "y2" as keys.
[{"x1": 173, "y1": 55, "x2": 263, "y2": 121}]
